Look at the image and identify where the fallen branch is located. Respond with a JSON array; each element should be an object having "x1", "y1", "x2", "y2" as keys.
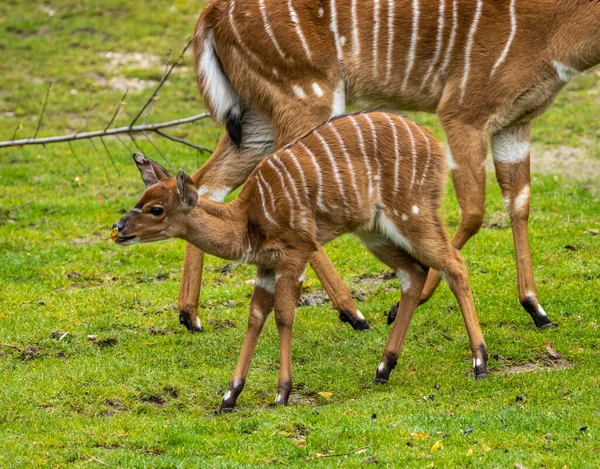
[{"x1": 308, "y1": 446, "x2": 369, "y2": 460}]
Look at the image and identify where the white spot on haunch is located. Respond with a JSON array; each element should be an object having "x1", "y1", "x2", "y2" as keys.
[
  {"x1": 553, "y1": 60, "x2": 580, "y2": 82},
  {"x1": 292, "y1": 85, "x2": 306, "y2": 99},
  {"x1": 412, "y1": 205, "x2": 419, "y2": 215},
  {"x1": 397, "y1": 268, "x2": 412, "y2": 292},
  {"x1": 312, "y1": 82, "x2": 324, "y2": 97}
]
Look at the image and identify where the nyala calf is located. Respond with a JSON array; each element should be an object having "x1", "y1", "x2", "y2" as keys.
[{"x1": 112, "y1": 111, "x2": 487, "y2": 412}]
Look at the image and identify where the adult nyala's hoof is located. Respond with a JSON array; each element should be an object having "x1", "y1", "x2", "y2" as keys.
[
  {"x1": 339, "y1": 310, "x2": 371, "y2": 331},
  {"x1": 179, "y1": 310, "x2": 203, "y2": 332},
  {"x1": 219, "y1": 406, "x2": 234, "y2": 414},
  {"x1": 520, "y1": 297, "x2": 557, "y2": 329},
  {"x1": 373, "y1": 377, "x2": 388, "y2": 385},
  {"x1": 386, "y1": 303, "x2": 399, "y2": 325},
  {"x1": 473, "y1": 346, "x2": 488, "y2": 380}
]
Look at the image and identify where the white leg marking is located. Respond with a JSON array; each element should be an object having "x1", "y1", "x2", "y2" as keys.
[
  {"x1": 490, "y1": 0, "x2": 517, "y2": 77},
  {"x1": 382, "y1": 114, "x2": 401, "y2": 195},
  {"x1": 298, "y1": 141, "x2": 328, "y2": 212},
  {"x1": 397, "y1": 268, "x2": 412, "y2": 292},
  {"x1": 377, "y1": 214, "x2": 414, "y2": 254},
  {"x1": 223, "y1": 390, "x2": 232, "y2": 401},
  {"x1": 415, "y1": 125, "x2": 432, "y2": 185},
  {"x1": 446, "y1": 144, "x2": 457, "y2": 170},
  {"x1": 491, "y1": 131, "x2": 530, "y2": 164},
  {"x1": 351, "y1": 0, "x2": 360, "y2": 58},
  {"x1": 377, "y1": 362, "x2": 386, "y2": 373},
  {"x1": 553, "y1": 61, "x2": 581, "y2": 82},
  {"x1": 267, "y1": 157, "x2": 297, "y2": 227},
  {"x1": 329, "y1": 123, "x2": 361, "y2": 206},
  {"x1": 372, "y1": 0, "x2": 381, "y2": 78},
  {"x1": 513, "y1": 185, "x2": 530, "y2": 213},
  {"x1": 292, "y1": 85, "x2": 306, "y2": 99},
  {"x1": 314, "y1": 130, "x2": 348, "y2": 204},
  {"x1": 333, "y1": 80, "x2": 346, "y2": 116},
  {"x1": 421, "y1": 0, "x2": 445, "y2": 91},
  {"x1": 288, "y1": 0, "x2": 312, "y2": 61},
  {"x1": 255, "y1": 273, "x2": 276, "y2": 294},
  {"x1": 363, "y1": 114, "x2": 383, "y2": 201},
  {"x1": 459, "y1": 0, "x2": 483, "y2": 102},
  {"x1": 313, "y1": 82, "x2": 324, "y2": 97},
  {"x1": 349, "y1": 116, "x2": 374, "y2": 199},
  {"x1": 402, "y1": 0, "x2": 420, "y2": 91},
  {"x1": 329, "y1": 0, "x2": 344, "y2": 64},
  {"x1": 401, "y1": 214, "x2": 408, "y2": 222},
  {"x1": 356, "y1": 310, "x2": 366, "y2": 321},
  {"x1": 192, "y1": 316, "x2": 203, "y2": 330},
  {"x1": 473, "y1": 358, "x2": 482, "y2": 368},
  {"x1": 259, "y1": 0, "x2": 287, "y2": 59},
  {"x1": 385, "y1": 0, "x2": 396, "y2": 84},
  {"x1": 437, "y1": 0, "x2": 458, "y2": 83},
  {"x1": 256, "y1": 175, "x2": 279, "y2": 226},
  {"x1": 199, "y1": 31, "x2": 241, "y2": 122}
]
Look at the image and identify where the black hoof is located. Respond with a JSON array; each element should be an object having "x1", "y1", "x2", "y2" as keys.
[
  {"x1": 339, "y1": 310, "x2": 371, "y2": 331},
  {"x1": 386, "y1": 303, "x2": 399, "y2": 325},
  {"x1": 473, "y1": 345, "x2": 488, "y2": 380},
  {"x1": 179, "y1": 311, "x2": 203, "y2": 332},
  {"x1": 373, "y1": 378, "x2": 388, "y2": 385},
  {"x1": 219, "y1": 407, "x2": 234, "y2": 414},
  {"x1": 520, "y1": 297, "x2": 556, "y2": 329},
  {"x1": 474, "y1": 372, "x2": 487, "y2": 381},
  {"x1": 538, "y1": 320, "x2": 557, "y2": 329}
]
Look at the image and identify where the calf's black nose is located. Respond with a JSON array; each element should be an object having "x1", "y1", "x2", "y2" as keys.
[{"x1": 113, "y1": 221, "x2": 124, "y2": 230}]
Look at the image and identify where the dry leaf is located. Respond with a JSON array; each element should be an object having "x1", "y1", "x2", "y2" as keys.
[
  {"x1": 545, "y1": 342, "x2": 563, "y2": 360},
  {"x1": 410, "y1": 432, "x2": 430, "y2": 440},
  {"x1": 430, "y1": 441, "x2": 443, "y2": 452},
  {"x1": 355, "y1": 448, "x2": 368, "y2": 455},
  {"x1": 295, "y1": 439, "x2": 307, "y2": 448},
  {"x1": 97, "y1": 194, "x2": 104, "y2": 206},
  {"x1": 318, "y1": 392, "x2": 332, "y2": 399},
  {"x1": 482, "y1": 444, "x2": 491, "y2": 452},
  {"x1": 466, "y1": 449, "x2": 474, "y2": 457},
  {"x1": 586, "y1": 229, "x2": 599, "y2": 236}
]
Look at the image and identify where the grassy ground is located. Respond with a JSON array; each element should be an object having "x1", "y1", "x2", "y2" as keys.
[{"x1": 1, "y1": 1, "x2": 599, "y2": 467}]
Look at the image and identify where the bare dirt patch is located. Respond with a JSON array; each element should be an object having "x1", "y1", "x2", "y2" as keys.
[{"x1": 496, "y1": 343, "x2": 573, "y2": 375}]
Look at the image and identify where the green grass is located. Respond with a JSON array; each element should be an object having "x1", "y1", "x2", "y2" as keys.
[{"x1": 1, "y1": 1, "x2": 599, "y2": 467}]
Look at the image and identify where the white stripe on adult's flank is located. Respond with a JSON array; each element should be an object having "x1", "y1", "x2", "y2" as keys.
[
  {"x1": 397, "y1": 117, "x2": 418, "y2": 188},
  {"x1": 460, "y1": 0, "x2": 483, "y2": 102},
  {"x1": 329, "y1": 0, "x2": 344, "y2": 64},
  {"x1": 229, "y1": 0, "x2": 267, "y2": 71},
  {"x1": 420, "y1": 0, "x2": 445, "y2": 91},
  {"x1": 491, "y1": 0, "x2": 516, "y2": 77},
  {"x1": 382, "y1": 114, "x2": 401, "y2": 194},
  {"x1": 298, "y1": 141, "x2": 328, "y2": 211},
  {"x1": 351, "y1": 0, "x2": 360, "y2": 57},
  {"x1": 288, "y1": 0, "x2": 312, "y2": 61},
  {"x1": 329, "y1": 123, "x2": 361, "y2": 206},
  {"x1": 259, "y1": 0, "x2": 286, "y2": 60},
  {"x1": 437, "y1": 0, "x2": 458, "y2": 84},
  {"x1": 314, "y1": 130, "x2": 348, "y2": 203},
  {"x1": 385, "y1": 0, "x2": 396, "y2": 84},
  {"x1": 372, "y1": 0, "x2": 381, "y2": 78},
  {"x1": 267, "y1": 158, "x2": 297, "y2": 226},
  {"x1": 255, "y1": 175, "x2": 278, "y2": 226},
  {"x1": 349, "y1": 116, "x2": 374, "y2": 198},
  {"x1": 402, "y1": 0, "x2": 420, "y2": 91}
]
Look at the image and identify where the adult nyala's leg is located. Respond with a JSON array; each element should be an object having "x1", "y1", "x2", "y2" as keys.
[{"x1": 220, "y1": 267, "x2": 275, "y2": 412}]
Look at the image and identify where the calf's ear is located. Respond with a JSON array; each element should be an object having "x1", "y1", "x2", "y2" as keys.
[
  {"x1": 133, "y1": 153, "x2": 172, "y2": 187},
  {"x1": 176, "y1": 170, "x2": 199, "y2": 211}
]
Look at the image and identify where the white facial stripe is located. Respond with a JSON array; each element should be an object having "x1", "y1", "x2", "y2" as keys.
[
  {"x1": 415, "y1": 125, "x2": 432, "y2": 185},
  {"x1": 460, "y1": 0, "x2": 483, "y2": 102},
  {"x1": 421, "y1": 0, "x2": 445, "y2": 91},
  {"x1": 259, "y1": 0, "x2": 286, "y2": 59},
  {"x1": 397, "y1": 268, "x2": 412, "y2": 292},
  {"x1": 267, "y1": 158, "x2": 297, "y2": 227},
  {"x1": 402, "y1": 0, "x2": 420, "y2": 91},
  {"x1": 329, "y1": 0, "x2": 344, "y2": 64},
  {"x1": 351, "y1": 0, "x2": 360, "y2": 57},
  {"x1": 491, "y1": 132, "x2": 530, "y2": 163},
  {"x1": 132, "y1": 208, "x2": 142, "y2": 214},
  {"x1": 288, "y1": 0, "x2": 312, "y2": 61},
  {"x1": 329, "y1": 123, "x2": 361, "y2": 206},
  {"x1": 385, "y1": 0, "x2": 396, "y2": 84},
  {"x1": 256, "y1": 175, "x2": 279, "y2": 226},
  {"x1": 513, "y1": 185, "x2": 530, "y2": 212},
  {"x1": 314, "y1": 130, "x2": 348, "y2": 203},
  {"x1": 491, "y1": 0, "x2": 517, "y2": 76},
  {"x1": 553, "y1": 60, "x2": 580, "y2": 82},
  {"x1": 298, "y1": 141, "x2": 328, "y2": 212},
  {"x1": 372, "y1": 0, "x2": 381, "y2": 78},
  {"x1": 349, "y1": 116, "x2": 374, "y2": 199}
]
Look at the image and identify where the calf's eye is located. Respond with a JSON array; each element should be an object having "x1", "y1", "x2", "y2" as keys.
[{"x1": 150, "y1": 207, "x2": 164, "y2": 216}]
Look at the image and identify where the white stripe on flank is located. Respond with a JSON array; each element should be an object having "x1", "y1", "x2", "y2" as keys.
[
  {"x1": 438, "y1": 0, "x2": 458, "y2": 83},
  {"x1": 273, "y1": 155, "x2": 307, "y2": 228},
  {"x1": 414, "y1": 125, "x2": 432, "y2": 186},
  {"x1": 349, "y1": 115, "x2": 374, "y2": 198},
  {"x1": 402, "y1": 0, "x2": 420, "y2": 91},
  {"x1": 288, "y1": 0, "x2": 312, "y2": 61},
  {"x1": 382, "y1": 114, "x2": 401, "y2": 195},
  {"x1": 228, "y1": 1, "x2": 267, "y2": 73},
  {"x1": 330, "y1": 0, "x2": 344, "y2": 64},
  {"x1": 351, "y1": 0, "x2": 360, "y2": 57},
  {"x1": 398, "y1": 118, "x2": 418, "y2": 188},
  {"x1": 257, "y1": 172, "x2": 278, "y2": 213},
  {"x1": 372, "y1": 0, "x2": 381, "y2": 78},
  {"x1": 298, "y1": 141, "x2": 328, "y2": 211},
  {"x1": 286, "y1": 149, "x2": 309, "y2": 201},
  {"x1": 385, "y1": 0, "x2": 396, "y2": 84},
  {"x1": 259, "y1": 0, "x2": 287, "y2": 60},
  {"x1": 420, "y1": 0, "x2": 445, "y2": 91},
  {"x1": 329, "y1": 123, "x2": 361, "y2": 206},
  {"x1": 460, "y1": 0, "x2": 483, "y2": 102},
  {"x1": 362, "y1": 113, "x2": 383, "y2": 200},
  {"x1": 491, "y1": 0, "x2": 516, "y2": 77},
  {"x1": 314, "y1": 130, "x2": 348, "y2": 204},
  {"x1": 255, "y1": 176, "x2": 279, "y2": 226},
  {"x1": 267, "y1": 157, "x2": 297, "y2": 227}
]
